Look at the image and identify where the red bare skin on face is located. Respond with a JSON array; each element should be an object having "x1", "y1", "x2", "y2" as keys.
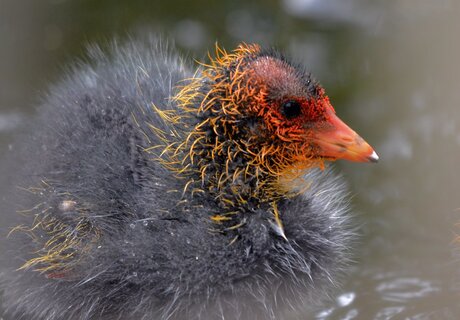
[{"x1": 245, "y1": 56, "x2": 335, "y2": 144}]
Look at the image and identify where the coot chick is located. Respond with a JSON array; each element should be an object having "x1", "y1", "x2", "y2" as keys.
[{"x1": 0, "y1": 37, "x2": 377, "y2": 320}]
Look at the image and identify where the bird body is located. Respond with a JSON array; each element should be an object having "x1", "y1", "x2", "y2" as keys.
[{"x1": 0, "y1": 37, "x2": 376, "y2": 320}]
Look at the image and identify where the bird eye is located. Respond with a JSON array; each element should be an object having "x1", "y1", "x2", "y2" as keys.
[{"x1": 281, "y1": 100, "x2": 302, "y2": 119}]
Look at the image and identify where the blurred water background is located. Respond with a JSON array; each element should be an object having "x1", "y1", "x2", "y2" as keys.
[{"x1": 1, "y1": 0, "x2": 460, "y2": 319}]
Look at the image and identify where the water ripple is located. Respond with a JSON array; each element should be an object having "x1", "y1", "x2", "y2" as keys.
[{"x1": 375, "y1": 277, "x2": 440, "y2": 303}]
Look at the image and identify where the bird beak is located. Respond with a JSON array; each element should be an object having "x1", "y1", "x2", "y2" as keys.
[{"x1": 312, "y1": 109, "x2": 378, "y2": 163}]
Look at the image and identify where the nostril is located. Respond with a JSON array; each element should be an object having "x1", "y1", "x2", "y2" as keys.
[{"x1": 341, "y1": 136, "x2": 354, "y2": 143}]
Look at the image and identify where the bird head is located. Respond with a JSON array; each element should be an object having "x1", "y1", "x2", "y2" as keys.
[
  {"x1": 224, "y1": 46, "x2": 377, "y2": 163},
  {"x1": 167, "y1": 43, "x2": 377, "y2": 206}
]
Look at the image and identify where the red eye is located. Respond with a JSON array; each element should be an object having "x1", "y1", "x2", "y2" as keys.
[{"x1": 281, "y1": 100, "x2": 302, "y2": 119}]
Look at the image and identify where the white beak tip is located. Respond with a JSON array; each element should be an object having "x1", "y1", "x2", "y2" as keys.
[{"x1": 368, "y1": 151, "x2": 379, "y2": 163}]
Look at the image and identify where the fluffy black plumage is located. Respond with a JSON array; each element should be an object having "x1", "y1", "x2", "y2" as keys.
[{"x1": 0, "y1": 37, "x2": 355, "y2": 320}]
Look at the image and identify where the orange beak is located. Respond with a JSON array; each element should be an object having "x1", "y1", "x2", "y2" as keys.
[{"x1": 312, "y1": 109, "x2": 378, "y2": 163}]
